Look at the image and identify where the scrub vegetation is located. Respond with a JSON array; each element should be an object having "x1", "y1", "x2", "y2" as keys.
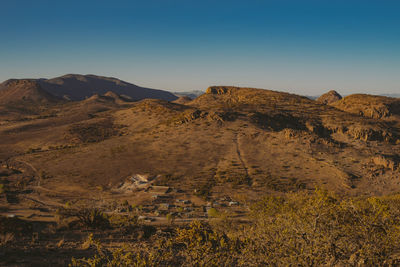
[{"x1": 67, "y1": 189, "x2": 400, "y2": 266}]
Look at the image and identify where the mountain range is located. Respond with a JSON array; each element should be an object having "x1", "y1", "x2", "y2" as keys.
[{"x1": 0, "y1": 74, "x2": 177, "y2": 103}]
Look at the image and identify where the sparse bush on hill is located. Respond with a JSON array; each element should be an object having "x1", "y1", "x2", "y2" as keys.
[
  {"x1": 215, "y1": 170, "x2": 250, "y2": 185},
  {"x1": 67, "y1": 119, "x2": 122, "y2": 143},
  {"x1": 194, "y1": 182, "x2": 214, "y2": 199},
  {"x1": 109, "y1": 144, "x2": 126, "y2": 156},
  {"x1": 264, "y1": 176, "x2": 307, "y2": 192}
]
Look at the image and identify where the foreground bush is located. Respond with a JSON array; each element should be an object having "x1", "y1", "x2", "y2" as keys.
[
  {"x1": 70, "y1": 190, "x2": 400, "y2": 266},
  {"x1": 57, "y1": 208, "x2": 111, "y2": 230},
  {"x1": 245, "y1": 189, "x2": 400, "y2": 265}
]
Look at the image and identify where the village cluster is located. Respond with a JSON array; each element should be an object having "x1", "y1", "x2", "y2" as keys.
[{"x1": 113, "y1": 175, "x2": 243, "y2": 224}]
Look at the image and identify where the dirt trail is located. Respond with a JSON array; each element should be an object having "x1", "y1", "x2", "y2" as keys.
[
  {"x1": 15, "y1": 159, "x2": 43, "y2": 187},
  {"x1": 234, "y1": 134, "x2": 250, "y2": 180}
]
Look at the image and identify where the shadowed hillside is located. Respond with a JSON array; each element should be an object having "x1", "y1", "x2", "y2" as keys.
[{"x1": 38, "y1": 74, "x2": 178, "y2": 101}]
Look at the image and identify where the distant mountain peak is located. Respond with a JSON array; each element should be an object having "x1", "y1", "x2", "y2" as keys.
[{"x1": 317, "y1": 90, "x2": 342, "y2": 104}]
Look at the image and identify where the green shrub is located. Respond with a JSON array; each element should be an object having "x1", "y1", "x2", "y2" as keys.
[{"x1": 207, "y1": 208, "x2": 219, "y2": 218}]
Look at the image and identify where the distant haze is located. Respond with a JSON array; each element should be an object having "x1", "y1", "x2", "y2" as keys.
[{"x1": 1, "y1": 0, "x2": 399, "y2": 95}]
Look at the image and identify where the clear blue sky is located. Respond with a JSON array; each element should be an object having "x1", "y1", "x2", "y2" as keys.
[{"x1": 1, "y1": 0, "x2": 399, "y2": 95}]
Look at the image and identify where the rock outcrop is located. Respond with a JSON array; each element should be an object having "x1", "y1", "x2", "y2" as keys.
[
  {"x1": 317, "y1": 90, "x2": 342, "y2": 104},
  {"x1": 331, "y1": 94, "x2": 400, "y2": 119},
  {"x1": 372, "y1": 155, "x2": 400, "y2": 171}
]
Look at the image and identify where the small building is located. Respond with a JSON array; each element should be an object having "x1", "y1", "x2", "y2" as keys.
[
  {"x1": 176, "y1": 199, "x2": 191, "y2": 205},
  {"x1": 159, "y1": 203, "x2": 170, "y2": 210},
  {"x1": 229, "y1": 201, "x2": 239, "y2": 206}
]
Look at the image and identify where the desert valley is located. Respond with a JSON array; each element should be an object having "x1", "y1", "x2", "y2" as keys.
[{"x1": 0, "y1": 74, "x2": 400, "y2": 265}]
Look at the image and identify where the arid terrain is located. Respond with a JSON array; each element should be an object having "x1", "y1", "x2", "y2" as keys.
[{"x1": 1, "y1": 77, "x2": 400, "y2": 265}]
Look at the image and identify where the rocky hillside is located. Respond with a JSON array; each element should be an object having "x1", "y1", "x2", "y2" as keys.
[
  {"x1": 190, "y1": 86, "x2": 399, "y2": 143},
  {"x1": 331, "y1": 94, "x2": 400, "y2": 119}
]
